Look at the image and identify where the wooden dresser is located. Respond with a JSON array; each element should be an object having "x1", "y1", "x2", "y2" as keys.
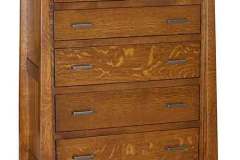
[{"x1": 20, "y1": 0, "x2": 217, "y2": 160}]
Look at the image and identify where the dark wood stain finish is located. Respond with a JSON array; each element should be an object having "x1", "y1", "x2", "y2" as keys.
[{"x1": 20, "y1": 0, "x2": 217, "y2": 160}]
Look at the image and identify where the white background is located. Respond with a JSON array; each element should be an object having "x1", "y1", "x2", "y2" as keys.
[{"x1": 0, "y1": 0, "x2": 239, "y2": 159}]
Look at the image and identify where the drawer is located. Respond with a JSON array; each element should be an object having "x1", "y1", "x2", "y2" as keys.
[
  {"x1": 56, "y1": 86, "x2": 199, "y2": 132},
  {"x1": 54, "y1": 5, "x2": 200, "y2": 40},
  {"x1": 55, "y1": 42, "x2": 200, "y2": 87},
  {"x1": 57, "y1": 128, "x2": 199, "y2": 160}
]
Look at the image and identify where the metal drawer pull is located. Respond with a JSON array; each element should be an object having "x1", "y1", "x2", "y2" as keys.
[
  {"x1": 72, "y1": 110, "x2": 95, "y2": 116},
  {"x1": 167, "y1": 59, "x2": 187, "y2": 65},
  {"x1": 167, "y1": 18, "x2": 189, "y2": 24},
  {"x1": 71, "y1": 64, "x2": 93, "y2": 71},
  {"x1": 72, "y1": 155, "x2": 95, "y2": 160},
  {"x1": 71, "y1": 22, "x2": 93, "y2": 29},
  {"x1": 165, "y1": 144, "x2": 188, "y2": 152},
  {"x1": 165, "y1": 103, "x2": 188, "y2": 109}
]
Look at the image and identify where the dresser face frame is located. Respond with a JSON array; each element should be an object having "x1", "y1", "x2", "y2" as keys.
[{"x1": 20, "y1": 0, "x2": 217, "y2": 160}]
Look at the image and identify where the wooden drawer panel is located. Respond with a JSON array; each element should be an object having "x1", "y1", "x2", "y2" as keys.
[
  {"x1": 56, "y1": 86, "x2": 199, "y2": 132},
  {"x1": 57, "y1": 128, "x2": 199, "y2": 160},
  {"x1": 54, "y1": 5, "x2": 200, "y2": 40},
  {"x1": 55, "y1": 42, "x2": 200, "y2": 87},
  {"x1": 54, "y1": 0, "x2": 201, "y2": 10}
]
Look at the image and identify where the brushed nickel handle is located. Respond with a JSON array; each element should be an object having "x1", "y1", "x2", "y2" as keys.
[
  {"x1": 72, "y1": 155, "x2": 95, "y2": 160},
  {"x1": 165, "y1": 144, "x2": 188, "y2": 152},
  {"x1": 165, "y1": 103, "x2": 188, "y2": 109},
  {"x1": 167, "y1": 18, "x2": 189, "y2": 24},
  {"x1": 72, "y1": 110, "x2": 95, "y2": 116},
  {"x1": 167, "y1": 59, "x2": 187, "y2": 65},
  {"x1": 71, "y1": 22, "x2": 93, "y2": 29},
  {"x1": 71, "y1": 64, "x2": 93, "y2": 71}
]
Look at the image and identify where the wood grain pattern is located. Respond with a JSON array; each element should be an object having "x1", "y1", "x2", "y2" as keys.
[
  {"x1": 54, "y1": 78, "x2": 200, "y2": 94},
  {"x1": 55, "y1": 42, "x2": 200, "y2": 86},
  {"x1": 57, "y1": 128, "x2": 199, "y2": 160},
  {"x1": 20, "y1": 0, "x2": 41, "y2": 159},
  {"x1": 200, "y1": 0, "x2": 218, "y2": 160},
  {"x1": 39, "y1": 0, "x2": 55, "y2": 159},
  {"x1": 28, "y1": 76, "x2": 40, "y2": 159},
  {"x1": 22, "y1": 0, "x2": 41, "y2": 66},
  {"x1": 20, "y1": 0, "x2": 30, "y2": 158},
  {"x1": 55, "y1": 121, "x2": 200, "y2": 140},
  {"x1": 20, "y1": 0, "x2": 218, "y2": 158},
  {"x1": 27, "y1": 59, "x2": 40, "y2": 81},
  {"x1": 54, "y1": 34, "x2": 201, "y2": 49},
  {"x1": 54, "y1": 0, "x2": 201, "y2": 10},
  {"x1": 54, "y1": 5, "x2": 200, "y2": 40},
  {"x1": 56, "y1": 85, "x2": 200, "y2": 132}
]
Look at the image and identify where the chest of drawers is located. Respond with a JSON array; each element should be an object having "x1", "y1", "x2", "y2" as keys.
[{"x1": 20, "y1": 0, "x2": 217, "y2": 160}]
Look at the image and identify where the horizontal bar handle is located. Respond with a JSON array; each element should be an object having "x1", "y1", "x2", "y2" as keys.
[
  {"x1": 71, "y1": 22, "x2": 93, "y2": 29},
  {"x1": 71, "y1": 64, "x2": 93, "y2": 71},
  {"x1": 165, "y1": 144, "x2": 188, "y2": 152},
  {"x1": 167, "y1": 18, "x2": 190, "y2": 24},
  {"x1": 167, "y1": 59, "x2": 187, "y2": 65},
  {"x1": 72, "y1": 155, "x2": 95, "y2": 160},
  {"x1": 72, "y1": 110, "x2": 95, "y2": 116},
  {"x1": 165, "y1": 103, "x2": 188, "y2": 109}
]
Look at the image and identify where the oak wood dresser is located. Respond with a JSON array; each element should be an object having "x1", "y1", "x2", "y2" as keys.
[{"x1": 20, "y1": 0, "x2": 218, "y2": 160}]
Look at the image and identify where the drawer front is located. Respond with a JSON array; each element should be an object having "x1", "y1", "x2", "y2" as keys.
[
  {"x1": 56, "y1": 86, "x2": 199, "y2": 132},
  {"x1": 57, "y1": 128, "x2": 199, "y2": 160},
  {"x1": 55, "y1": 42, "x2": 200, "y2": 87},
  {"x1": 54, "y1": 5, "x2": 200, "y2": 40}
]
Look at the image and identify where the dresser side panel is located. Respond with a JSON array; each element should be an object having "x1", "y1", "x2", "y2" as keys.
[
  {"x1": 20, "y1": 0, "x2": 41, "y2": 159},
  {"x1": 205, "y1": 0, "x2": 218, "y2": 159},
  {"x1": 26, "y1": 0, "x2": 41, "y2": 66},
  {"x1": 39, "y1": 0, "x2": 55, "y2": 159},
  {"x1": 200, "y1": 0, "x2": 218, "y2": 160},
  {"x1": 28, "y1": 74, "x2": 40, "y2": 160}
]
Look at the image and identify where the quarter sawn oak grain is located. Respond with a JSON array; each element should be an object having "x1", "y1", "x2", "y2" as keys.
[
  {"x1": 20, "y1": 0, "x2": 217, "y2": 159},
  {"x1": 54, "y1": 5, "x2": 200, "y2": 40},
  {"x1": 56, "y1": 85, "x2": 200, "y2": 132},
  {"x1": 55, "y1": 42, "x2": 200, "y2": 86},
  {"x1": 57, "y1": 128, "x2": 199, "y2": 160}
]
